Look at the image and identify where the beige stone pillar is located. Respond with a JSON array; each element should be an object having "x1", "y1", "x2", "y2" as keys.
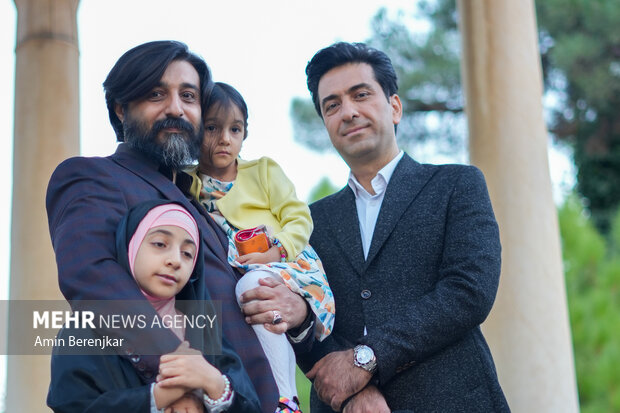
[
  {"x1": 457, "y1": 1, "x2": 579, "y2": 411},
  {"x1": 7, "y1": 0, "x2": 79, "y2": 410}
]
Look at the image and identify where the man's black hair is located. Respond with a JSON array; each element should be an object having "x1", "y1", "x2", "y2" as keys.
[
  {"x1": 103, "y1": 40, "x2": 211, "y2": 142},
  {"x1": 305, "y1": 42, "x2": 398, "y2": 117}
]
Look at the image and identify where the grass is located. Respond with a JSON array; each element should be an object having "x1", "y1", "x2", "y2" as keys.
[{"x1": 296, "y1": 367, "x2": 311, "y2": 411}]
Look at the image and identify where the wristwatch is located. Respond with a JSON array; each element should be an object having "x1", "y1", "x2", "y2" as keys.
[{"x1": 353, "y1": 344, "x2": 377, "y2": 374}]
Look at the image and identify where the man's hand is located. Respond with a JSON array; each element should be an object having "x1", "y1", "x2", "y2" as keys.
[
  {"x1": 164, "y1": 392, "x2": 205, "y2": 413},
  {"x1": 239, "y1": 277, "x2": 307, "y2": 333},
  {"x1": 343, "y1": 385, "x2": 390, "y2": 413},
  {"x1": 306, "y1": 349, "x2": 373, "y2": 411}
]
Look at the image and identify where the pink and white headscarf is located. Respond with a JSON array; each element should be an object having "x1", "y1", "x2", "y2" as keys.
[{"x1": 127, "y1": 203, "x2": 199, "y2": 340}]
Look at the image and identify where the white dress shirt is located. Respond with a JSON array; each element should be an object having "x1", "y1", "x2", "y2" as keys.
[{"x1": 347, "y1": 151, "x2": 404, "y2": 259}]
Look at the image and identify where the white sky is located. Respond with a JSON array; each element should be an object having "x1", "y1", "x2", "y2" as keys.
[{"x1": 0, "y1": 1, "x2": 576, "y2": 407}]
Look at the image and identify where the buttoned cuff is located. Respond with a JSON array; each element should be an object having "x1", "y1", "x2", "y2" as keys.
[
  {"x1": 287, "y1": 321, "x2": 314, "y2": 343},
  {"x1": 287, "y1": 299, "x2": 315, "y2": 342}
]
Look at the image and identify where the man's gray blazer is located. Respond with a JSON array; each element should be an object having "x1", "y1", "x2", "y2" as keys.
[{"x1": 300, "y1": 154, "x2": 510, "y2": 412}]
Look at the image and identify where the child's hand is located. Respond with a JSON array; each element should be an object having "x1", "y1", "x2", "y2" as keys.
[
  {"x1": 237, "y1": 246, "x2": 282, "y2": 265},
  {"x1": 164, "y1": 392, "x2": 205, "y2": 413},
  {"x1": 157, "y1": 341, "x2": 226, "y2": 400}
]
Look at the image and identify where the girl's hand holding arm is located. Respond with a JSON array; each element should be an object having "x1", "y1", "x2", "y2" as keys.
[
  {"x1": 153, "y1": 339, "x2": 191, "y2": 413},
  {"x1": 157, "y1": 341, "x2": 227, "y2": 401}
]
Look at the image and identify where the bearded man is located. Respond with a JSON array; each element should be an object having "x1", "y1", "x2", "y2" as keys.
[{"x1": 45, "y1": 41, "x2": 308, "y2": 412}]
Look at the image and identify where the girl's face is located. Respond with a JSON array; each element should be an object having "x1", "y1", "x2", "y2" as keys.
[
  {"x1": 199, "y1": 103, "x2": 245, "y2": 181},
  {"x1": 133, "y1": 225, "x2": 196, "y2": 299}
]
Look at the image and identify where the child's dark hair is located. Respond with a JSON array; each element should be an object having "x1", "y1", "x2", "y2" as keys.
[{"x1": 205, "y1": 82, "x2": 249, "y2": 139}]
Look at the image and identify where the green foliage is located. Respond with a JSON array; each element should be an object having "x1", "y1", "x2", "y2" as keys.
[
  {"x1": 307, "y1": 176, "x2": 340, "y2": 203},
  {"x1": 536, "y1": 0, "x2": 620, "y2": 233},
  {"x1": 559, "y1": 196, "x2": 605, "y2": 289},
  {"x1": 290, "y1": 98, "x2": 331, "y2": 152},
  {"x1": 559, "y1": 196, "x2": 620, "y2": 412},
  {"x1": 610, "y1": 208, "x2": 620, "y2": 257},
  {"x1": 296, "y1": 367, "x2": 311, "y2": 411},
  {"x1": 367, "y1": 3, "x2": 465, "y2": 153}
]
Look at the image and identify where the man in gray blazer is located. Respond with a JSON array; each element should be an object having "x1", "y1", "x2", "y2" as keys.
[{"x1": 298, "y1": 42, "x2": 510, "y2": 412}]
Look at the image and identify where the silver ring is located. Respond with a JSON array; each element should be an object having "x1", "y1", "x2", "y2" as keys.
[{"x1": 272, "y1": 310, "x2": 283, "y2": 325}]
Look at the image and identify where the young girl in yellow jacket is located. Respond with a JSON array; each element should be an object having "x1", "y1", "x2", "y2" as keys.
[{"x1": 192, "y1": 82, "x2": 335, "y2": 413}]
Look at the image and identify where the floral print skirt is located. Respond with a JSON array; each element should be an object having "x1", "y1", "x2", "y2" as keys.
[{"x1": 210, "y1": 212, "x2": 335, "y2": 341}]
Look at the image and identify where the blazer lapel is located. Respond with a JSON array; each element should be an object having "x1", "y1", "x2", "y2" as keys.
[
  {"x1": 326, "y1": 187, "x2": 366, "y2": 276},
  {"x1": 364, "y1": 155, "x2": 435, "y2": 268},
  {"x1": 111, "y1": 145, "x2": 229, "y2": 263}
]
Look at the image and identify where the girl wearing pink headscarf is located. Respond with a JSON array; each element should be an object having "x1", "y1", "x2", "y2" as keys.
[{"x1": 48, "y1": 200, "x2": 260, "y2": 413}]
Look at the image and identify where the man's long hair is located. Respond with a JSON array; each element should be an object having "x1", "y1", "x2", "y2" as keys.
[{"x1": 103, "y1": 40, "x2": 212, "y2": 142}]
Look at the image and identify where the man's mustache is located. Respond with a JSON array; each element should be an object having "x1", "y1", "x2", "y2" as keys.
[{"x1": 152, "y1": 117, "x2": 195, "y2": 136}]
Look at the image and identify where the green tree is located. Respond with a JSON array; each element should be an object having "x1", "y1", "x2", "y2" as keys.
[
  {"x1": 558, "y1": 197, "x2": 620, "y2": 412},
  {"x1": 291, "y1": 0, "x2": 620, "y2": 233},
  {"x1": 307, "y1": 176, "x2": 339, "y2": 203},
  {"x1": 537, "y1": 0, "x2": 620, "y2": 234}
]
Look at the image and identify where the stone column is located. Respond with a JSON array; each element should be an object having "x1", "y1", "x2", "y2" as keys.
[
  {"x1": 457, "y1": 1, "x2": 579, "y2": 411},
  {"x1": 7, "y1": 0, "x2": 80, "y2": 409}
]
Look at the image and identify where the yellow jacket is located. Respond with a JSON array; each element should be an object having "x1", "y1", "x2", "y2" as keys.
[{"x1": 194, "y1": 157, "x2": 313, "y2": 260}]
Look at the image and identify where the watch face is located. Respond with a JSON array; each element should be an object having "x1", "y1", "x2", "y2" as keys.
[{"x1": 357, "y1": 347, "x2": 373, "y2": 364}]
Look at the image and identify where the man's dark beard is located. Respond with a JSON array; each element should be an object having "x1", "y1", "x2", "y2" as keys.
[{"x1": 124, "y1": 115, "x2": 202, "y2": 171}]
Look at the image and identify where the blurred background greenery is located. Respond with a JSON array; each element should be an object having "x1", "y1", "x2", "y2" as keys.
[{"x1": 294, "y1": 1, "x2": 620, "y2": 412}]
